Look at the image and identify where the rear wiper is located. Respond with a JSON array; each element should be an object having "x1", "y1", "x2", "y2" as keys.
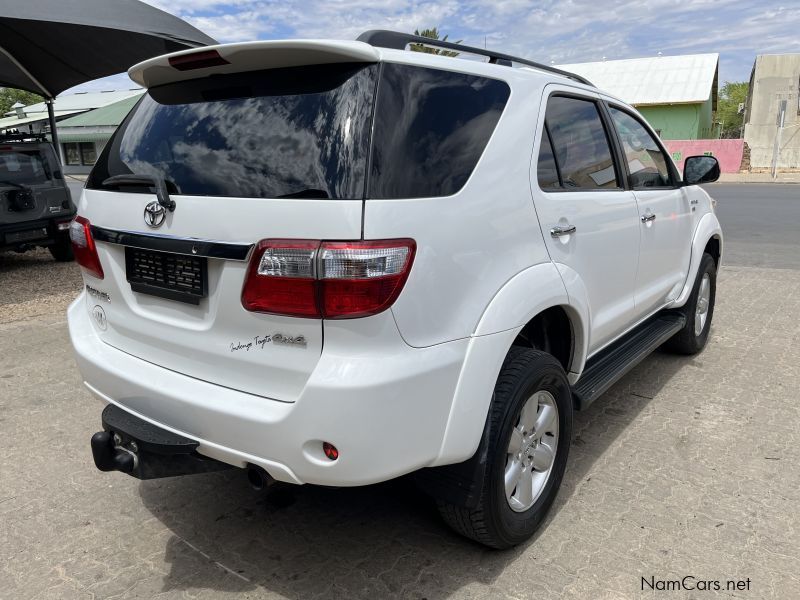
[
  {"x1": 102, "y1": 174, "x2": 177, "y2": 211},
  {"x1": 276, "y1": 188, "x2": 330, "y2": 199}
]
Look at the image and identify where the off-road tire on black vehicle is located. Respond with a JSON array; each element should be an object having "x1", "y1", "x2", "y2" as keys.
[
  {"x1": 663, "y1": 252, "x2": 716, "y2": 355},
  {"x1": 48, "y1": 233, "x2": 74, "y2": 262},
  {"x1": 436, "y1": 347, "x2": 573, "y2": 548}
]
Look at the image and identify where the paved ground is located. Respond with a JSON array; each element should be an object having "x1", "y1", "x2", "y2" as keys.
[{"x1": 2, "y1": 185, "x2": 799, "y2": 599}]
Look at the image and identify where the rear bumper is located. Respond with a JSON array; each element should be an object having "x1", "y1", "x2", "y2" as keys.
[
  {"x1": 0, "y1": 214, "x2": 74, "y2": 249},
  {"x1": 68, "y1": 294, "x2": 469, "y2": 486}
]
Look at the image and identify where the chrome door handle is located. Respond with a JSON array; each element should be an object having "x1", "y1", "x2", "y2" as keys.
[
  {"x1": 641, "y1": 213, "x2": 656, "y2": 223},
  {"x1": 550, "y1": 224, "x2": 576, "y2": 237}
]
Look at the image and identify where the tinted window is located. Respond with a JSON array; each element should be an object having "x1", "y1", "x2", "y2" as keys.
[
  {"x1": 544, "y1": 96, "x2": 619, "y2": 190},
  {"x1": 609, "y1": 108, "x2": 673, "y2": 188},
  {"x1": 537, "y1": 127, "x2": 560, "y2": 189},
  {"x1": 369, "y1": 63, "x2": 510, "y2": 198},
  {"x1": 0, "y1": 150, "x2": 49, "y2": 185},
  {"x1": 88, "y1": 63, "x2": 378, "y2": 199}
]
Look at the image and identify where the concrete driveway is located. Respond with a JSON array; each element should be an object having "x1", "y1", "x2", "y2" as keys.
[{"x1": 1, "y1": 185, "x2": 798, "y2": 599}]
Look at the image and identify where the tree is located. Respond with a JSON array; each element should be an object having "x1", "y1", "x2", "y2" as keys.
[
  {"x1": 716, "y1": 81, "x2": 748, "y2": 139},
  {"x1": 410, "y1": 27, "x2": 461, "y2": 57},
  {"x1": 0, "y1": 87, "x2": 43, "y2": 116}
]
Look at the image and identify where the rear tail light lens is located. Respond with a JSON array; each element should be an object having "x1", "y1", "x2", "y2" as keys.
[
  {"x1": 69, "y1": 216, "x2": 104, "y2": 279},
  {"x1": 242, "y1": 240, "x2": 319, "y2": 316},
  {"x1": 242, "y1": 239, "x2": 415, "y2": 319}
]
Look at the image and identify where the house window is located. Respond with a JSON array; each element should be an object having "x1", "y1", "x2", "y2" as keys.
[{"x1": 63, "y1": 142, "x2": 97, "y2": 166}]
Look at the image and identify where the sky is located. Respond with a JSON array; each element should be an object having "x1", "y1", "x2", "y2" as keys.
[{"x1": 65, "y1": 0, "x2": 800, "y2": 95}]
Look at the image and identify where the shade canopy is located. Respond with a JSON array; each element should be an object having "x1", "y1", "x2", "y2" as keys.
[{"x1": 0, "y1": 0, "x2": 217, "y2": 98}]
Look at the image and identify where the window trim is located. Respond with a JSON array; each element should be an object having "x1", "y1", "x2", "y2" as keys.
[
  {"x1": 603, "y1": 102, "x2": 682, "y2": 190},
  {"x1": 536, "y1": 92, "x2": 625, "y2": 194}
]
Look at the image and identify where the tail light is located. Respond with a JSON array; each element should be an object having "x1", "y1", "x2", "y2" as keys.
[
  {"x1": 242, "y1": 239, "x2": 416, "y2": 319},
  {"x1": 69, "y1": 216, "x2": 104, "y2": 279}
]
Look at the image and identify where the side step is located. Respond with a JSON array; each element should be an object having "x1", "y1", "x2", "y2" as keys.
[{"x1": 573, "y1": 312, "x2": 685, "y2": 409}]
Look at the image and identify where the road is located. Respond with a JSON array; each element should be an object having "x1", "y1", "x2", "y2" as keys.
[
  {"x1": 706, "y1": 183, "x2": 800, "y2": 270},
  {"x1": 2, "y1": 183, "x2": 798, "y2": 599}
]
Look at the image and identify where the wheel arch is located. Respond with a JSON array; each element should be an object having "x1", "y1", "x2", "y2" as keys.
[
  {"x1": 672, "y1": 212, "x2": 723, "y2": 308},
  {"x1": 433, "y1": 262, "x2": 588, "y2": 468}
]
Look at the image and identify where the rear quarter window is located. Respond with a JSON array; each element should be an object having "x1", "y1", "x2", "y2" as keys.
[{"x1": 369, "y1": 63, "x2": 510, "y2": 199}]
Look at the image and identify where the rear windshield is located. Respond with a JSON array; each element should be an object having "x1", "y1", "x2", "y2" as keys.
[
  {"x1": 0, "y1": 149, "x2": 50, "y2": 186},
  {"x1": 88, "y1": 62, "x2": 510, "y2": 200}
]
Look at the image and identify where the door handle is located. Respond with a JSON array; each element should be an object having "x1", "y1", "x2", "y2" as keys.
[
  {"x1": 641, "y1": 213, "x2": 656, "y2": 223},
  {"x1": 550, "y1": 224, "x2": 576, "y2": 237}
]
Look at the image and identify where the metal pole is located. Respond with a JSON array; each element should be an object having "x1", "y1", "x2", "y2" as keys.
[
  {"x1": 771, "y1": 99, "x2": 786, "y2": 180},
  {"x1": 46, "y1": 99, "x2": 64, "y2": 165}
]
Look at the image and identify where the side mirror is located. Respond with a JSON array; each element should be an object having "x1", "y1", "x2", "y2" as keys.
[{"x1": 683, "y1": 155, "x2": 720, "y2": 185}]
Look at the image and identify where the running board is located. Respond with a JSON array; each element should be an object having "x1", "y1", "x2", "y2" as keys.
[{"x1": 572, "y1": 312, "x2": 685, "y2": 409}]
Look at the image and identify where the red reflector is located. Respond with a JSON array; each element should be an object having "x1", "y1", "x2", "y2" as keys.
[
  {"x1": 168, "y1": 49, "x2": 230, "y2": 71},
  {"x1": 69, "y1": 216, "x2": 104, "y2": 279},
  {"x1": 323, "y1": 442, "x2": 339, "y2": 461}
]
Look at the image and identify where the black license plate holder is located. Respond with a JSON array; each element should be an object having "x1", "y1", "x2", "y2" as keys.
[{"x1": 125, "y1": 247, "x2": 207, "y2": 305}]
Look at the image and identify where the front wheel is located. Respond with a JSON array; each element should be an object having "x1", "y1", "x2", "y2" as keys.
[
  {"x1": 663, "y1": 252, "x2": 716, "y2": 355},
  {"x1": 436, "y1": 348, "x2": 573, "y2": 548}
]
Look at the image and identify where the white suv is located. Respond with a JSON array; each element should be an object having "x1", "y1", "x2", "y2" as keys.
[{"x1": 68, "y1": 31, "x2": 722, "y2": 548}]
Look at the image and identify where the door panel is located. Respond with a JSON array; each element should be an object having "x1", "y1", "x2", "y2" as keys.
[
  {"x1": 606, "y1": 106, "x2": 693, "y2": 316},
  {"x1": 532, "y1": 90, "x2": 640, "y2": 355}
]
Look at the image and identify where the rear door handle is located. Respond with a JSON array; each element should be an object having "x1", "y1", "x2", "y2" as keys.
[
  {"x1": 641, "y1": 213, "x2": 656, "y2": 223},
  {"x1": 550, "y1": 224, "x2": 576, "y2": 237}
]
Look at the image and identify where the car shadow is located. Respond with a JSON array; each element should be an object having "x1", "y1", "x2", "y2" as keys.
[{"x1": 137, "y1": 343, "x2": 696, "y2": 599}]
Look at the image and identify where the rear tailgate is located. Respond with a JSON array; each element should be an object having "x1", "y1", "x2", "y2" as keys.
[
  {"x1": 81, "y1": 190, "x2": 361, "y2": 402},
  {"x1": 78, "y1": 48, "x2": 377, "y2": 402}
]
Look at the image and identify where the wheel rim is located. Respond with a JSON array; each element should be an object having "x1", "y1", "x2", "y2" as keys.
[
  {"x1": 695, "y1": 273, "x2": 711, "y2": 337},
  {"x1": 505, "y1": 390, "x2": 559, "y2": 512}
]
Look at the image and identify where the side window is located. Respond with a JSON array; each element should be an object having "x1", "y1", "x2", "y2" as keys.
[
  {"x1": 540, "y1": 96, "x2": 619, "y2": 190},
  {"x1": 609, "y1": 107, "x2": 673, "y2": 188},
  {"x1": 537, "y1": 127, "x2": 560, "y2": 189}
]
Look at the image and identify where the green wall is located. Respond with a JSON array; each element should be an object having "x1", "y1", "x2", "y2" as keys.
[{"x1": 636, "y1": 100, "x2": 715, "y2": 140}]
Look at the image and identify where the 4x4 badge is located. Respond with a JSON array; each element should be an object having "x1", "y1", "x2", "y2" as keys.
[{"x1": 143, "y1": 201, "x2": 167, "y2": 228}]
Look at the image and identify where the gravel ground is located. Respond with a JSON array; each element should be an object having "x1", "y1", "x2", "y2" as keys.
[{"x1": 0, "y1": 248, "x2": 82, "y2": 324}]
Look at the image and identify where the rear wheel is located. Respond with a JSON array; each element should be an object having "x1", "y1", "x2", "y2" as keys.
[
  {"x1": 48, "y1": 233, "x2": 74, "y2": 262},
  {"x1": 436, "y1": 347, "x2": 572, "y2": 548},
  {"x1": 663, "y1": 252, "x2": 716, "y2": 355}
]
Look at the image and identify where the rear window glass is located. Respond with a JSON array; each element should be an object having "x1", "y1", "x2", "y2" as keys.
[
  {"x1": 88, "y1": 62, "x2": 510, "y2": 200},
  {"x1": 0, "y1": 149, "x2": 49, "y2": 185},
  {"x1": 88, "y1": 63, "x2": 378, "y2": 199},
  {"x1": 369, "y1": 63, "x2": 510, "y2": 198}
]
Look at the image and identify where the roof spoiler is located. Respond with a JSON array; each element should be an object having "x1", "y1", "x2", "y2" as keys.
[{"x1": 128, "y1": 40, "x2": 380, "y2": 89}]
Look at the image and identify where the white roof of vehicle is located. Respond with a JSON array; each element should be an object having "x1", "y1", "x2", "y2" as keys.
[{"x1": 556, "y1": 53, "x2": 719, "y2": 106}]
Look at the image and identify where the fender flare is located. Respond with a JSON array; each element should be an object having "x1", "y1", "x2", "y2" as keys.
[
  {"x1": 671, "y1": 212, "x2": 723, "y2": 308},
  {"x1": 433, "y1": 262, "x2": 588, "y2": 466}
]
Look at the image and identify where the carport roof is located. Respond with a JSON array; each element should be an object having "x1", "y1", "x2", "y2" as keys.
[{"x1": 556, "y1": 53, "x2": 719, "y2": 108}]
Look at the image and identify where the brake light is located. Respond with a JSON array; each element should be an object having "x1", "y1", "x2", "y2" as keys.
[
  {"x1": 69, "y1": 216, "x2": 104, "y2": 279},
  {"x1": 242, "y1": 239, "x2": 416, "y2": 319},
  {"x1": 168, "y1": 49, "x2": 230, "y2": 71}
]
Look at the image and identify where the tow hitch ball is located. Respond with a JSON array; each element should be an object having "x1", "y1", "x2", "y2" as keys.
[{"x1": 91, "y1": 431, "x2": 138, "y2": 473}]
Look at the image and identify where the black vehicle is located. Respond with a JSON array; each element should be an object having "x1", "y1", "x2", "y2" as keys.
[{"x1": 0, "y1": 133, "x2": 76, "y2": 260}]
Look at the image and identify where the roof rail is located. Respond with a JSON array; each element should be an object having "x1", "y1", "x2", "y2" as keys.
[{"x1": 356, "y1": 30, "x2": 594, "y2": 87}]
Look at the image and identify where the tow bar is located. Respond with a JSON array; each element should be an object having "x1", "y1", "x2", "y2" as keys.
[{"x1": 90, "y1": 404, "x2": 233, "y2": 480}]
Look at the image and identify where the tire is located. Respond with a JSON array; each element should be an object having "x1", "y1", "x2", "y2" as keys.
[
  {"x1": 436, "y1": 347, "x2": 573, "y2": 549},
  {"x1": 663, "y1": 252, "x2": 716, "y2": 355},
  {"x1": 48, "y1": 233, "x2": 74, "y2": 262}
]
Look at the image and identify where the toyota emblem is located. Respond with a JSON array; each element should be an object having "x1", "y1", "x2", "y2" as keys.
[{"x1": 143, "y1": 201, "x2": 167, "y2": 228}]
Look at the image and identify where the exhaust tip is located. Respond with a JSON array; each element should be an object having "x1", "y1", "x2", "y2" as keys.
[{"x1": 246, "y1": 464, "x2": 273, "y2": 491}]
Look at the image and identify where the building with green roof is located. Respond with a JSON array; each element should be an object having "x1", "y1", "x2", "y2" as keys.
[{"x1": 56, "y1": 93, "x2": 143, "y2": 174}]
